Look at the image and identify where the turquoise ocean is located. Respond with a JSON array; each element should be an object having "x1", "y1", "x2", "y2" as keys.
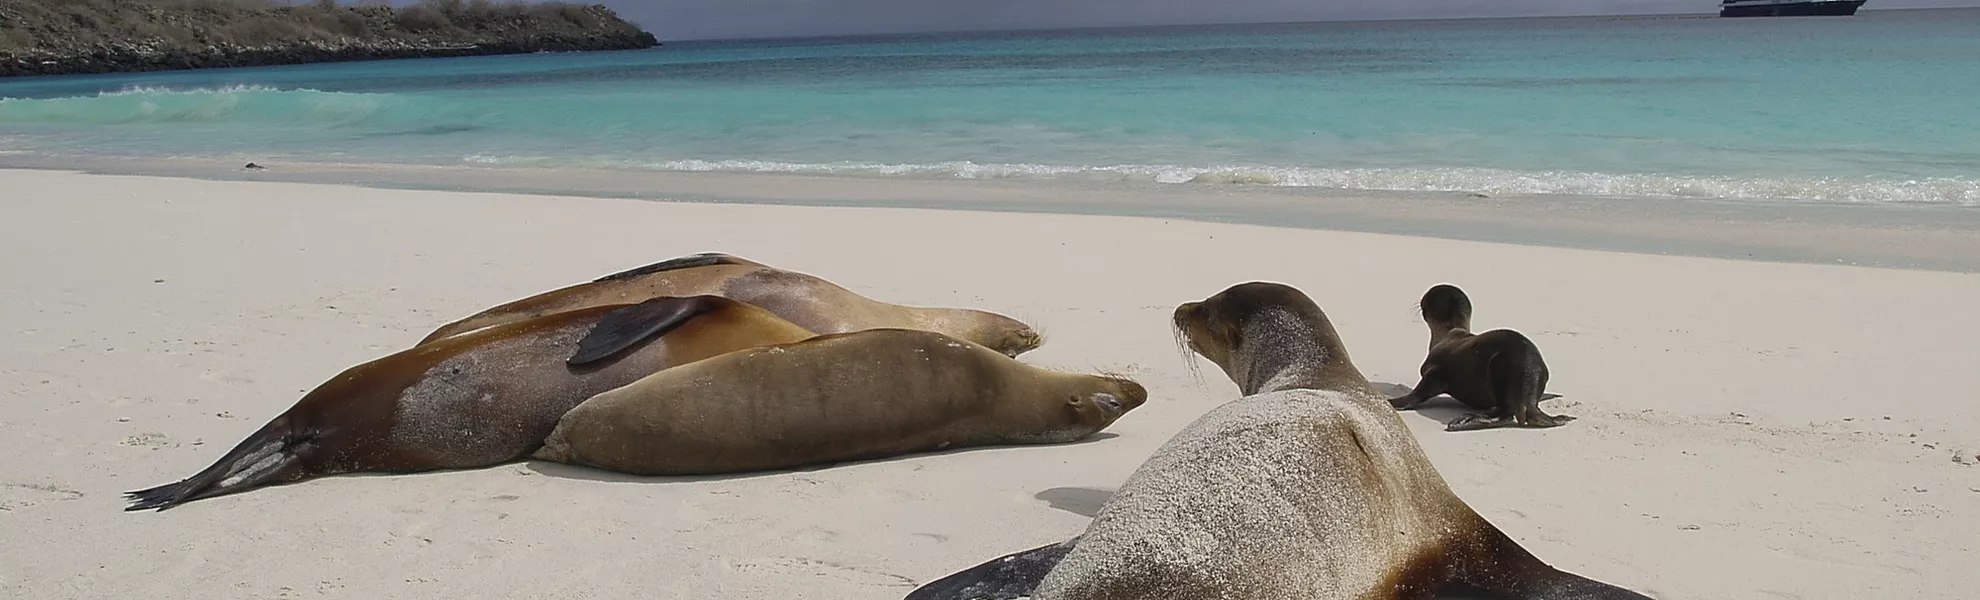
[{"x1": 2, "y1": 9, "x2": 1977, "y2": 205}]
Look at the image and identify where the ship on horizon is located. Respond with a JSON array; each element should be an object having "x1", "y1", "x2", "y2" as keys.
[{"x1": 1720, "y1": 0, "x2": 1868, "y2": 17}]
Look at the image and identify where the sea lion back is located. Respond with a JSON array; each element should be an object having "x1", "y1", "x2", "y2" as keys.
[{"x1": 1036, "y1": 388, "x2": 1452, "y2": 600}]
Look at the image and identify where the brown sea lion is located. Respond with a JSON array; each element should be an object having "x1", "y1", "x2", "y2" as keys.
[
  {"x1": 123, "y1": 295, "x2": 815, "y2": 512},
  {"x1": 532, "y1": 328, "x2": 1147, "y2": 476},
  {"x1": 417, "y1": 252, "x2": 1045, "y2": 357},
  {"x1": 904, "y1": 281, "x2": 1652, "y2": 600},
  {"x1": 1389, "y1": 283, "x2": 1573, "y2": 431}
]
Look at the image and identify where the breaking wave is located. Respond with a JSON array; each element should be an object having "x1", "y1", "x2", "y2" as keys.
[
  {"x1": 461, "y1": 157, "x2": 1980, "y2": 206},
  {"x1": 0, "y1": 85, "x2": 482, "y2": 130}
]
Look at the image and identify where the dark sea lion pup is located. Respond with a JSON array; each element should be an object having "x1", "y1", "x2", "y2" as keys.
[
  {"x1": 418, "y1": 252, "x2": 1045, "y2": 358},
  {"x1": 123, "y1": 296, "x2": 816, "y2": 512},
  {"x1": 904, "y1": 281, "x2": 1653, "y2": 600},
  {"x1": 1389, "y1": 283, "x2": 1573, "y2": 431},
  {"x1": 532, "y1": 328, "x2": 1147, "y2": 476}
]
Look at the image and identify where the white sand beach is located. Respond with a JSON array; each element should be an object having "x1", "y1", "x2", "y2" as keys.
[{"x1": 1, "y1": 168, "x2": 1976, "y2": 600}]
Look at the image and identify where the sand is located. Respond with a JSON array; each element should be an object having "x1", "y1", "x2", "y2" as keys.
[{"x1": 1, "y1": 168, "x2": 1975, "y2": 599}]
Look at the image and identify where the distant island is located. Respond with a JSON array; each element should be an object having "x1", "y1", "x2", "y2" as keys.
[{"x1": 0, "y1": 0, "x2": 660, "y2": 78}]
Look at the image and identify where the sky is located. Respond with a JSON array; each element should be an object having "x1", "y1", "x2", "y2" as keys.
[{"x1": 424, "y1": 0, "x2": 1980, "y2": 40}]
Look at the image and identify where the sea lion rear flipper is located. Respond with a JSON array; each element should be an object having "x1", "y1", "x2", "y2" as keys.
[
  {"x1": 591, "y1": 252, "x2": 748, "y2": 283},
  {"x1": 568, "y1": 295, "x2": 726, "y2": 366},
  {"x1": 1487, "y1": 347, "x2": 1573, "y2": 429},
  {"x1": 904, "y1": 537, "x2": 1079, "y2": 600},
  {"x1": 124, "y1": 416, "x2": 305, "y2": 511},
  {"x1": 1455, "y1": 527, "x2": 1656, "y2": 599}
]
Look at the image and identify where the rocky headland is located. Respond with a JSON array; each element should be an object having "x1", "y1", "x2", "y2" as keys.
[{"x1": 0, "y1": 0, "x2": 659, "y2": 78}]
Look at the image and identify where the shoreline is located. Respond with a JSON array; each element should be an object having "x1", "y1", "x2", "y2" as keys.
[{"x1": 6, "y1": 156, "x2": 1979, "y2": 273}]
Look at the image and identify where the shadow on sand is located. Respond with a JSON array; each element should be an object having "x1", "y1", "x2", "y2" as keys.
[
  {"x1": 1374, "y1": 380, "x2": 1565, "y2": 431},
  {"x1": 1034, "y1": 486, "x2": 1114, "y2": 518},
  {"x1": 522, "y1": 432, "x2": 1123, "y2": 484}
]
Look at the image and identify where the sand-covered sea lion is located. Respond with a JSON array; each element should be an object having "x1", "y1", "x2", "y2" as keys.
[
  {"x1": 417, "y1": 252, "x2": 1045, "y2": 357},
  {"x1": 905, "y1": 281, "x2": 1652, "y2": 600},
  {"x1": 124, "y1": 296, "x2": 815, "y2": 512},
  {"x1": 532, "y1": 328, "x2": 1147, "y2": 476},
  {"x1": 1389, "y1": 283, "x2": 1573, "y2": 431}
]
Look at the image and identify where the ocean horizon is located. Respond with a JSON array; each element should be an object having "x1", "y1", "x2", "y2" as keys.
[{"x1": 3, "y1": 8, "x2": 1977, "y2": 206}]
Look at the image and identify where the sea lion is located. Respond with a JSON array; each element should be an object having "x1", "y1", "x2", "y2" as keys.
[
  {"x1": 123, "y1": 295, "x2": 815, "y2": 512},
  {"x1": 1388, "y1": 283, "x2": 1573, "y2": 431},
  {"x1": 532, "y1": 328, "x2": 1147, "y2": 476},
  {"x1": 904, "y1": 281, "x2": 1652, "y2": 600},
  {"x1": 417, "y1": 252, "x2": 1045, "y2": 358}
]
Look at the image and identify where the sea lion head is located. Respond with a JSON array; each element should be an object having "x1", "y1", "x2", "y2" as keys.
[
  {"x1": 948, "y1": 309, "x2": 1044, "y2": 358},
  {"x1": 1172, "y1": 281, "x2": 1327, "y2": 373},
  {"x1": 1174, "y1": 281, "x2": 1367, "y2": 395},
  {"x1": 1047, "y1": 375, "x2": 1148, "y2": 439},
  {"x1": 1086, "y1": 375, "x2": 1149, "y2": 419},
  {"x1": 1417, "y1": 283, "x2": 1474, "y2": 334}
]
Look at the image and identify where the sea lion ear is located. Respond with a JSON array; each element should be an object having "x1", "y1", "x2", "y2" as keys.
[{"x1": 567, "y1": 295, "x2": 724, "y2": 366}]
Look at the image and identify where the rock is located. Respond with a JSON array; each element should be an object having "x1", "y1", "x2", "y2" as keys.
[{"x1": 1, "y1": 3, "x2": 659, "y2": 78}]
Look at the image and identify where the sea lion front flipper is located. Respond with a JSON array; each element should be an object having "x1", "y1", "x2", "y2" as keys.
[
  {"x1": 1390, "y1": 368, "x2": 1447, "y2": 411},
  {"x1": 591, "y1": 252, "x2": 746, "y2": 282},
  {"x1": 904, "y1": 537, "x2": 1079, "y2": 600},
  {"x1": 568, "y1": 296, "x2": 725, "y2": 366}
]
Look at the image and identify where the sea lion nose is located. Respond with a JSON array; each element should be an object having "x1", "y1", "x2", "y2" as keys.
[
  {"x1": 1004, "y1": 328, "x2": 1043, "y2": 356},
  {"x1": 1118, "y1": 380, "x2": 1148, "y2": 410}
]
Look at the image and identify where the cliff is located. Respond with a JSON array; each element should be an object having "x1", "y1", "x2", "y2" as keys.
[{"x1": 0, "y1": 0, "x2": 660, "y2": 78}]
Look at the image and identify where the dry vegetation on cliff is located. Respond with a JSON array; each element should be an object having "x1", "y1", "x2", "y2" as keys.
[{"x1": 0, "y1": 0, "x2": 659, "y2": 76}]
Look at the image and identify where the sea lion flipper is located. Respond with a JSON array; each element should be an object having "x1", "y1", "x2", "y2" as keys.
[
  {"x1": 904, "y1": 537, "x2": 1079, "y2": 600},
  {"x1": 124, "y1": 416, "x2": 305, "y2": 511},
  {"x1": 1390, "y1": 370, "x2": 1446, "y2": 411},
  {"x1": 591, "y1": 253, "x2": 745, "y2": 283},
  {"x1": 568, "y1": 296, "x2": 723, "y2": 366}
]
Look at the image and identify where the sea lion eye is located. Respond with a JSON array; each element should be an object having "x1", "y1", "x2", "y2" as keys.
[{"x1": 1093, "y1": 393, "x2": 1123, "y2": 412}]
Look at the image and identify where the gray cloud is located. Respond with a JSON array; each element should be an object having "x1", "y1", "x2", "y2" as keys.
[{"x1": 525, "y1": 0, "x2": 1980, "y2": 40}]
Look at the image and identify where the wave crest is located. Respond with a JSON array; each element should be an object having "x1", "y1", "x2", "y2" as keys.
[
  {"x1": 463, "y1": 157, "x2": 1977, "y2": 206},
  {"x1": 0, "y1": 85, "x2": 475, "y2": 129}
]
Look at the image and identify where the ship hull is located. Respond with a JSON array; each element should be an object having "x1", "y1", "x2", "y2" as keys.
[{"x1": 1721, "y1": 0, "x2": 1867, "y2": 16}]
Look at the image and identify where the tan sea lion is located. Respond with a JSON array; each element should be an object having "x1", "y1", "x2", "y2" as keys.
[
  {"x1": 124, "y1": 296, "x2": 814, "y2": 512},
  {"x1": 1390, "y1": 283, "x2": 1573, "y2": 431},
  {"x1": 532, "y1": 328, "x2": 1147, "y2": 476},
  {"x1": 417, "y1": 252, "x2": 1044, "y2": 357},
  {"x1": 905, "y1": 281, "x2": 1653, "y2": 600}
]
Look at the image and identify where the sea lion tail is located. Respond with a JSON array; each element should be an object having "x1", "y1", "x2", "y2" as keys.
[
  {"x1": 123, "y1": 417, "x2": 304, "y2": 512},
  {"x1": 903, "y1": 537, "x2": 1078, "y2": 600},
  {"x1": 591, "y1": 252, "x2": 746, "y2": 283}
]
